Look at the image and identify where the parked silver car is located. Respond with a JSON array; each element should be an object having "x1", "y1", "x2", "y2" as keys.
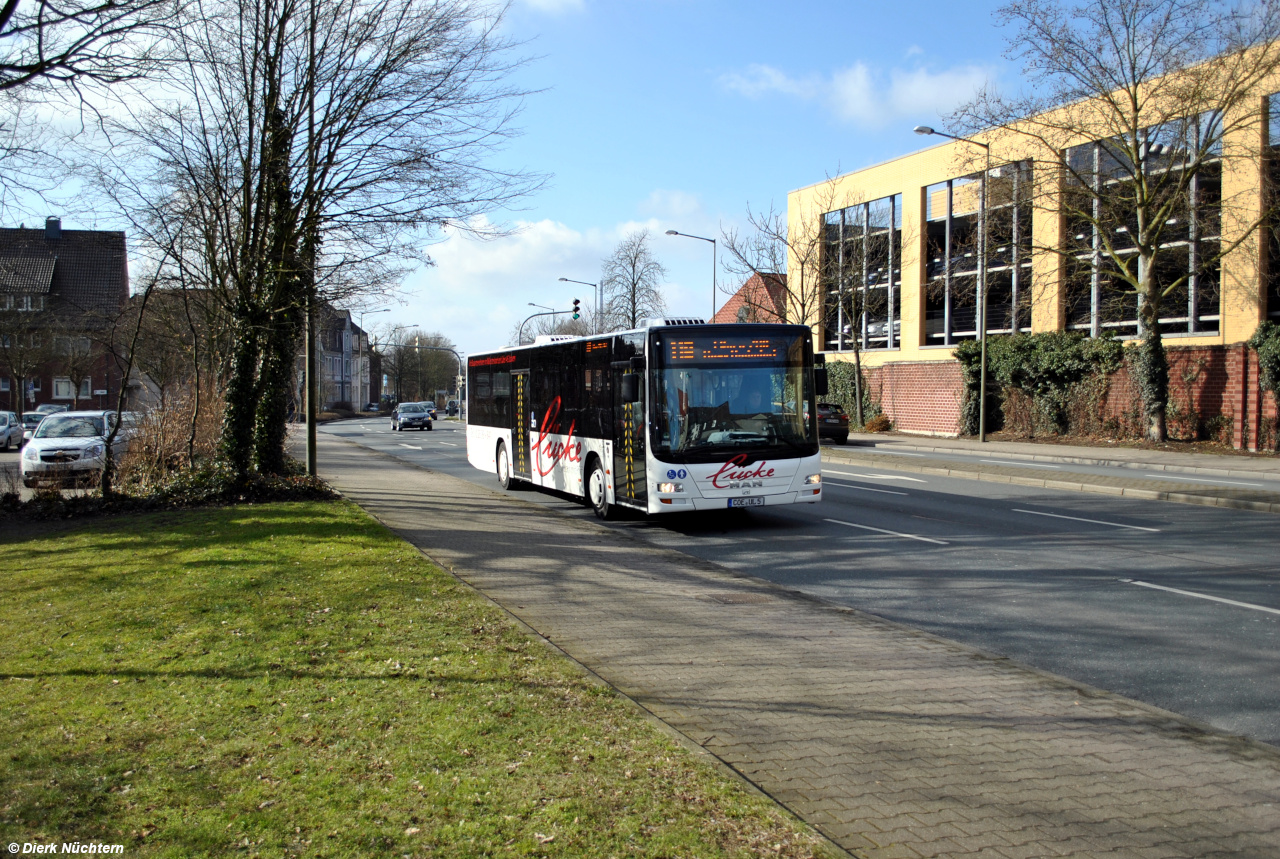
[
  {"x1": 20, "y1": 410, "x2": 137, "y2": 486},
  {"x1": 0, "y1": 411, "x2": 21, "y2": 451}
]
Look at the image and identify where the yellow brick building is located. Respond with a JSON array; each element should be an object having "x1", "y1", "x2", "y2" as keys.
[{"x1": 787, "y1": 73, "x2": 1280, "y2": 448}]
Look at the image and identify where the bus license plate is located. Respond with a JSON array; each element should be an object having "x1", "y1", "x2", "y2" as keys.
[{"x1": 729, "y1": 497, "x2": 764, "y2": 508}]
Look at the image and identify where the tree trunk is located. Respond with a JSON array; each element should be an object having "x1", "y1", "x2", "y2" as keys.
[
  {"x1": 253, "y1": 307, "x2": 300, "y2": 474},
  {"x1": 221, "y1": 310, "x2": 261, "y2": 477},
  {"x1": 1133, "y1": 322, "x2": 1169, "y2": 442}
]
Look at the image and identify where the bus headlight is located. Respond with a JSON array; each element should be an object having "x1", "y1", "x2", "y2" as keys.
[
  {"x1": 657, "y1": 482, "x2": 684, "y2": 494},
  {"x1": 804, "y1": 473, "x2": 822, "y2": 485}
]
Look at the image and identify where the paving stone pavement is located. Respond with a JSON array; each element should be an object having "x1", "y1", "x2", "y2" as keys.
[{"x1": 311, "y1": 432, "x2": 1280, "y2": 859}]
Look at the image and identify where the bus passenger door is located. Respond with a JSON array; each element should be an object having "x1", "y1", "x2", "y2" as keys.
[
  {"x1": 612, "y1": 360, "x2": 647, "y2": 509},
  {"x1": 511, "y1": 370, "x2": 532, "y2": 481}
]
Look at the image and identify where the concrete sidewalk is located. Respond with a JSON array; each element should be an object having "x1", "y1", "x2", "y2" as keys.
[
  {"x1": 826, "y1": 434, "x2": 1280, "y2": 514},
  {"x1": 312, "y1": 432, "x2": 1280, "y2": 859}
]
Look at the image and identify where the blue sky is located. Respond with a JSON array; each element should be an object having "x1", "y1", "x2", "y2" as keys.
[{"x1": 400, "y1": 0, "x2": 1019, "y2": 357}]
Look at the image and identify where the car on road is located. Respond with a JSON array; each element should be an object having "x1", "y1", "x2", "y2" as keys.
[
  {"x1": 33, "y1": 403, "x2": 69, "y2": 416},
  {"x1": 0, "y1": 411, "x2": 21, "y2": 451},
  {"x1": 420, "y1": 402, "x2": 438, "y2": 420},
  {"x1": 816, "y1": 402, "x2": 850, "y2": 445},
  {"x1": 391, "y1": 402, "x2": 432, "y2": 432},
  {"x1": 20, "y1": 410, "x2": 137, "y2": 487},
  {"x1": 20, "y1": 413, "x2": 43, "y2": 437}
]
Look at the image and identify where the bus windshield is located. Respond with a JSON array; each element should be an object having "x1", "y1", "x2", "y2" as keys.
[{"x1": 650, "y1": 330, "x2": 818, "y2": 461}]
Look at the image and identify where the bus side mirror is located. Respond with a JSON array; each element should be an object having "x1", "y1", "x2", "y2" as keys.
[
  {"x1": 620, "y1": 374, "x2": 640, "y2": 403},
  {"x1": 814, "y1": 367, "x2": 829, "y2": 396}
]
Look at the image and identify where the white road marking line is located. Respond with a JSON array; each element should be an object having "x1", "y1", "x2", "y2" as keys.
[
  {"x1": 1142, "y1": 474, "x2": 1264, "y2": 488},
  {"x1": 437, "y1": 442, "x2": 458, "y2": 446},
  {"x1": 1012, "y1": 508, "x2": 1160, "y2": 532},
  {"x1": 823, "y1": 481, "x2": 908, "y2": 496},
  {"x1": 873, "y1": 450, "x2": 925, "y2": 457},
  {"x1": 1121, "y1": 579, "x2": 1280, "y2": 617},
  {"x1": 824, "y1": 469, "x2": 925, "y2": 482},
  {"x1": 981, "y1": 459, "x2": 1060, "y2": 468},
  {"x1": 397, "y1": 443, "x2": 423, "y2": 450},
  {"x1": 825, "y1": 518, "x2": 948, "y2": 545}
]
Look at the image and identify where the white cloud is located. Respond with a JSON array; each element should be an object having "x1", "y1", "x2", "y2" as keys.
[
  {"x1": 517, "y1": 0, "x2": 584, "y2": 14},
  {"x1": 637, "y1": 189, "x2": 703, "y2": 221},
  {"x1": 717, "y1": 64, "x2": 820, "y2": 101},
  {"x1": 394, "y1": 214, "x2": 713, "y2": 355},
  {"x1": 719, "y1": 60, "x2": 993, "y2": 128}
]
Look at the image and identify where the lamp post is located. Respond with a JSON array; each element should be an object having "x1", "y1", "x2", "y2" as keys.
[
  {"x1": 914, "y1": 125, "x2": 992, "y2": 442},
  {"x1": 558, "y1": 277, "x2": 600, "y2": 331},
  {"x1": 665, "y1": 230, "x2": 717, "y2": 321}
]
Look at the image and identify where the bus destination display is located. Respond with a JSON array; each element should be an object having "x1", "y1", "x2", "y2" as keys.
[{"x1": 665, "y1": 338, "x2": 781, "y2": 362}]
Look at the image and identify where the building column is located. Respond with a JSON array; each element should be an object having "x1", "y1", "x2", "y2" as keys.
[
  {"x1": 1031, "y1": 158, "x2": 1065, "y2": 333},
  {"x1": 899, "y1": 184, "x2": 928, "y2": 353}
]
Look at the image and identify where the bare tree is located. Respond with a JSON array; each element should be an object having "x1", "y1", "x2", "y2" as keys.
[
  {"x1": 0, "y1": 0, "x2": 172, "y2": 210},
  {"x1": 0, "y1": 0, "x2": 171, "y2": 94},
  {"x1": 381, "y1": 327, "x2": 456, "y2": 402},
  {"x1": 507, "y1": 311, "x2": 590, "y2": 347},
  {"x1": 953, "y1": 0, "x2": 1280, "y2": 440},
  {"x1": 599, "y1": 229, "x2": 667, "y2": 329},
  {"x1": 94, "y1": 0, "x2": 540, "y2": 475}
]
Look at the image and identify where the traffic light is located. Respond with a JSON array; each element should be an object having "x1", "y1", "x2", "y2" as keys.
[{"x1": 572, "y1": 298, "x2": 580, "y2": 319}]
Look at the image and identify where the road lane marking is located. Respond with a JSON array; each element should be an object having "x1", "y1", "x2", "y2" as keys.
[
  {"x1": 1121, "y1": 579, "x2": 1280, "y2": 616},
  {"x1": 981, "y1": 459, "x2": 1060, "y2": 468},
  {"x1": 823, "y1": 480, "x2": 908, "y2": 496},
  {"x1": 824, "y1": 469, "x2": 925, "y2": 482},
  {"x1": 1012, "y1": 508, "x2": 1160, "y2": 532},
  {"x1": 1142, "y1": 474, "x2": 1265, "y2": 487},
  {"x1": 825, "y1": 518, "x2": 948, "y2": 545},
  {"x1": 398, "y1": 443, "x2": 423, "y2": 450},
  {"x1": 437, "y1": 442, "x2": 458, "y2": 446}
]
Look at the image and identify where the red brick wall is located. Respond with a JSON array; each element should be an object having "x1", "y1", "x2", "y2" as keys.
[
  {"x1": 864, "y1": 360, "x2": 964, "y2": 436},
  {"x1": 1099, "y1": 344, "x2": 1277, "y2": 450},
  {"x1": 858, "y1": 344, "x2": 1278, "y2": 448}
]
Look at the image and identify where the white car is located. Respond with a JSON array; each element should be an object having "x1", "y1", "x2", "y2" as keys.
[
  {"x1": 20, "y1": 410, "x2": 136, "y2": 487},
  {"x1": 0, "y1": 411, "x2": 21, "y2": 451}
]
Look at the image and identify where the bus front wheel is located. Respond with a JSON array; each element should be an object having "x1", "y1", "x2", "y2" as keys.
[
  {"x1": 497, "y1": 441, "x2": 518, "y2": 491},
  {"x1": 586, "y1": 457, "x2": 612, "y2": 520}
]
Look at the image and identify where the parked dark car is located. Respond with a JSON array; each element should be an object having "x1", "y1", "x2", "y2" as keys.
[
  {"x1": 391, "y1": 402, "x2": 432, "y2": 432},
  {"x1": 816, "y1": 402, "x2": 849, "y2": 445}
]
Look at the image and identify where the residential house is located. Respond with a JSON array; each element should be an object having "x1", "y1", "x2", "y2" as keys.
[{"x1": 0, "y1": 218, "x2": 129, "y2": 414}]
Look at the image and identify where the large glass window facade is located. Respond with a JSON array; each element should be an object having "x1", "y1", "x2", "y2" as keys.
[
  {"x1": 1063, "y1": 122, "x2": 1221, "y2": 338},
  {"x1": 924, "y1": 162, "x2": 1032, "y2": 345},
  {"x1": 821, "y1": 194, "x2": 902, "y2": 352}
]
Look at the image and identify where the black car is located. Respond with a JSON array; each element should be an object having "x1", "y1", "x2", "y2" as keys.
[
  {"x1": 391, "y1": 402, "x2": 433, "y2": 431},
  {"x1": 816, "y1": 402, "x2": 849, "y2": 445}
]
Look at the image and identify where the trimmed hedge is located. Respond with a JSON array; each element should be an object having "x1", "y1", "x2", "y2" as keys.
[{"x1": 954, "y1": 332, "x2": 1123, "y2": 436}]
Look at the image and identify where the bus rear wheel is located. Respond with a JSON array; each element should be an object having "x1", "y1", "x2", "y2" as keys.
[{"x1": 586, "y1": 457, "x2": 611, "y2": 520}]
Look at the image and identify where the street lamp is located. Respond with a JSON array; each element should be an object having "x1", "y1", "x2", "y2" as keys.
[
  {"x1": 528, "y1": 302, "x2": 552, "y2": 311},
  {"x1": 558, "y1": 277, "x2": 600, "y2": 330},
  {"x1": 915, "y1": 125, "x2": 992, "y2": 443},
  {"x1": 665, "y1": 230, "x2": 717, "y2": 321}
]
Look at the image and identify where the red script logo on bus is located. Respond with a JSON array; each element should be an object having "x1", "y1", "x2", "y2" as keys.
[
  {"x1": 534, "y1": 397, "x2": 582, "y2": 476},
  {"x1": 709, "y1": 454, "x2": 775, "y2": 488}
]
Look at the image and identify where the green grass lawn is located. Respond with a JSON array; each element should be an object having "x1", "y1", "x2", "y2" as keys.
[{"x1": 0, "y1": 502, "x2": 833, "y2": 857}]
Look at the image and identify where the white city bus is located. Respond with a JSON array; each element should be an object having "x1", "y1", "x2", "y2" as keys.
[{"x1": 466, "y1": 318, "x2": 828, "y2": 518}]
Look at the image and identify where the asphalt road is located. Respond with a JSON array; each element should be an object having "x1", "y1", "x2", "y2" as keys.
[{"x1": 332, "y1": 419, "x2": 1280, "y2": 747}]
